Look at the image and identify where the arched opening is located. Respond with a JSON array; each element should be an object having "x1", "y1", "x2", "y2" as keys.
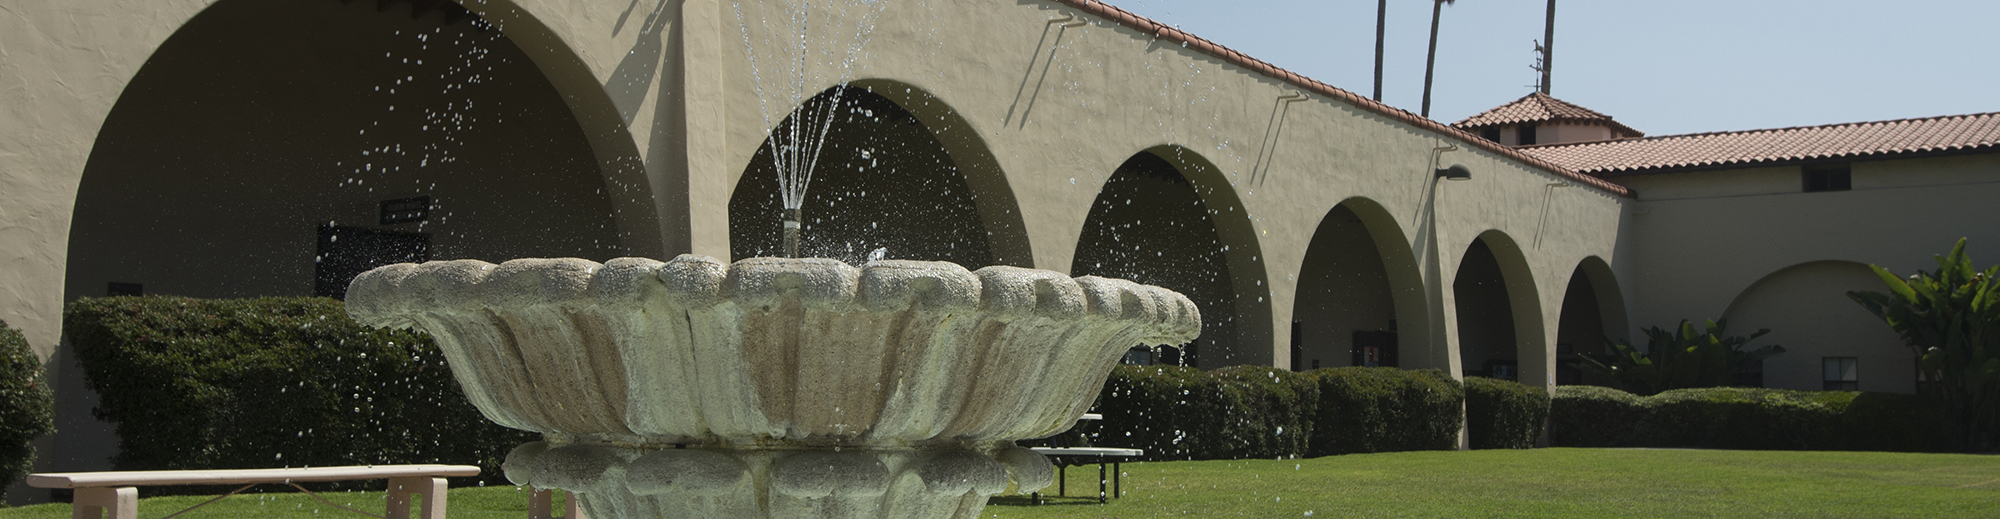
[
  {"x1": 1554, "y1": 256, "x2": 1629, "y2": 385},
  {"x1": 728, "y1": 84, "x2": 1020, "y2": 267},
  {"x1": 1073, "y1": 148, "x2": 1269, "y2": 368},
  {"x1": 1722, "y1": 261, "x2": 1911, "y2": 393},
  {"x1": 60, "y1": 0, "x2": 624, "y2": 472},
  {"x1": 66, "y1": 0, "x2": 624, "y2": 302},
  {"x1": 1294, "y1": 198, "x2": 1426, "y2": 371},
  {"x1": 1452, "y1": 232, "x2": 1546, "y2": 383}
]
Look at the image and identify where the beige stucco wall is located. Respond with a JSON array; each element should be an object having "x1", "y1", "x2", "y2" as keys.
[
  {"x1": 698, "y1": 1, "x2": 1634, "y2": 378},
  {"x1": 0, "y1": 0, "x2": 1636, "y2": 378},
  {"x1": 1543, "y1": 123, "x2": 1613, "y2": 145},
  {"x1": 0, "y1": 0, "x2": 1640, "y2": 487},
  {"x1": 1620, "y1": 153, "x2": 2000, "y2": 393},
  {"x1": 1721, "y1": 261, "x2": 1912, "y2": 393}
]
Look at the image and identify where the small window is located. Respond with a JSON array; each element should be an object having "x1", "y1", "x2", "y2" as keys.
[
  {"x1": 1803, "y1": 165, "x2": 1851, "y2": 192},
  {"x1": 1823, "y1": 357, "x2": 1859, "y2": 390},
  {"x1": 1518, "y1": 125, "x2": 1538, "y2": 146},
  {"x1": 1481, "y1": 128, "x2": 1502, "y2": 143}
]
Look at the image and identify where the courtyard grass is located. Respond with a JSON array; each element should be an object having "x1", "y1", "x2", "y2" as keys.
[{"x1": 2, "y1": 449, "x2": 1994, "y2": 518}]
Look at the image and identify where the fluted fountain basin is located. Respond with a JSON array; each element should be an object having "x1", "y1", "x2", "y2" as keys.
[{"x1": 345, "y1": 255, "x2": 1199, "y2": 518}]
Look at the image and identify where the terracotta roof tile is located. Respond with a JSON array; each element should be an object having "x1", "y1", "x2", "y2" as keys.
[
  {"x1": 1052, "y1": 0, "x2": 1633, "y2": 197},
  {"x1": 1452, "y1": 93, "x2": 1642, "y2": 138},
  {"x1": 1520, "y1": 112, "x2": 2000, "y2": 175}
]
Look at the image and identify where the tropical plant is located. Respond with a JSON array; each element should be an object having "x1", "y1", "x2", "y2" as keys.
[
  {"x1": 1847, "y1": 238, "x2": 2000, "y2": 452},
  {"x1": 1578, "y1": 319, "x2": 1783, "y2": 396}
]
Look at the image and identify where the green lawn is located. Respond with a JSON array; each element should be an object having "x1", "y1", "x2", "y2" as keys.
[{"x1": 4, "y1": 449, "x2": 1994, "y2": 518}]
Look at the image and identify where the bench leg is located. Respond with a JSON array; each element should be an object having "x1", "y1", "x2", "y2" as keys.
[
  {"x1": 387, "y1": 477, "x2": 449, "y2": 519},
  {"x1": 530, "y1": 487, "x2": 586, "y2": 519},
  {"x1": 1114, "y1": 461, "x2": 1122, "y2": 499},
  {"x1": 1097, "y1": 462, "x2": 1107, "y2": 504},
  {"x1": 72, "y1": 487, "x2": 136, "y2": 519}
]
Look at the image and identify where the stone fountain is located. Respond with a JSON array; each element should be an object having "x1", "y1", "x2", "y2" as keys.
[{"x1": 346, "y1": 254, "x2": 1199, "y2": 518}]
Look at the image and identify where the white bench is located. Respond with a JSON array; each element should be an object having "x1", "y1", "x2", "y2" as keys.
[
  {"x1": 1029, "y1": 447, "x2": 1144, "y2": 503},
  {"x1": 1029, "y1": 413, "x2": 1144, "y2": 504},
  {"x1": 27, "y1": 464, "x2": 479, "y2": 519}
]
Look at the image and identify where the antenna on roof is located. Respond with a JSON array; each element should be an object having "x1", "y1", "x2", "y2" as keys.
[{"x1": 1531, "y1": 40, "x2": 1547, "y2": 92}]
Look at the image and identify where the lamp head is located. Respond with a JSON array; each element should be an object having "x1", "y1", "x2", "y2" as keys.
[{"x1": 1436, "y1": 164, "x2": 1472, "y2": 181}]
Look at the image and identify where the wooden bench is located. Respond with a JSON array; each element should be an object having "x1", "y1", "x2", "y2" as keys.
[{"x1": 27, "y1": 464, "x2": 479, "y2": 519}]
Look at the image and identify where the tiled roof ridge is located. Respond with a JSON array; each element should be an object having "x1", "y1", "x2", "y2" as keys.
[
  {"x1": 1452, "y1": 92, "x2": 1641, "y2": 137},
  {"x1": 1051, "y1": 0, "x2": 1633, "y2": 198},
  {"x1": 1531, "y1": 110, "x2": 2000, "y2": 149},
  {"x1": 1517, "y1": 111, "x2": 2000, "y2": 175}
]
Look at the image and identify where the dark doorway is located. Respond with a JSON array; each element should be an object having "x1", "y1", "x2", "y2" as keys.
[
  {"x1": 315, "y1": 225, "x2": 428, "y2": 299},
  {"x1": 1352, "y1": 330, "x2": 1399, "y2": 368}
]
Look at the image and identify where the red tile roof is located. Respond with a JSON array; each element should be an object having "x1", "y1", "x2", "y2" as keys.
[
  {"x1": 1519, "y1": 112, "x2": 2000, "y2": 176},
  {"x1": 1052, "y1": 0, "x2": 1633, "y2": 197},
  {"x1": 1452, "y1": 93, "x2": 1642, "y2": 138}
]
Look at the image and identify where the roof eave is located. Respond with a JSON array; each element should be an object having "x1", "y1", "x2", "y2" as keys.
[
  {"x1": 1578, "y1": 145, "x2": 2000, "y2": 178},
  {"x1": 1052, "y1": 0, "x2": 1634, "y2": 198}
]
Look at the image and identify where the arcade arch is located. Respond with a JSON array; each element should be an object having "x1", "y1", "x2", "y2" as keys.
[
  {"x1": 64, "y1": 0, "x2": 625, "y2": 304},
  {"x1": 1553, "y1": 256, "x2": 1629, "y2": 385},
  {"x1": 1072, "y1": 147, "x2": 1271, "y2": 368},
  {"x1": 726, "y1": 82, "x2": 1026, "y2": 267},
  {"x1": 1293, "y1": 198, "x2": 1427, "y2": 370},
  {"x1": 56, "y1": 0, "x2": 630, "y2": 475},
  {"x1": 1452, "y1": 232, "x2": 1547, "y2": 384}
]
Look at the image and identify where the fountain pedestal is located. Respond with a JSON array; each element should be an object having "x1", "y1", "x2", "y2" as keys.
[{"x1": 347, "y1": 255, "x2": 1198, "y2": 519}]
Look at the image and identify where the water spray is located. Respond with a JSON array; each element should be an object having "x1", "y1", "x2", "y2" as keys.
[{"x1": 734, "y1": 0, "x2": 886, "y2": 259}]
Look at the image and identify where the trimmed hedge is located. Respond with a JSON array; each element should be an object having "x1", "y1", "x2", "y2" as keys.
[
  {"x1": 1209, "y1": 366, "x2": 1318, "y2": 460},
  {"x1": 1093, "y1": 365, "x2": 1318, "y2": 461},
  {"x1": 64, "y1": 296, "x2": 533, "y2": 487},
  {"x1": 0, "y1": 320, "x2": 54, "y2": 491},
  {"x1": 1464, "y1": 377, "x2": 1549, "y2": 449},
  {"x1": 1306, "y1": 367, "x2": 1461, "y2": 456},
  {"x1": 1544, "y1": 385, "x2": 1647, "y2": 448},
  {"x1": 1549, "y1": 385, "x2": 1958, "y2": 452},
  {"x1": 1093, "y1": 365, "x2": 1468, "y2": 460}
]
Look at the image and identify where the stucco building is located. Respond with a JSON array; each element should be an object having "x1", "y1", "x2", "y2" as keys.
[{"x1": 0, "y1": 0, "x2": 1994, "y2": 493}]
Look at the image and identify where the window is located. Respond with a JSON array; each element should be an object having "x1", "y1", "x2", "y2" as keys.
[
  {"x1": 1481, "y1": 127, "x2": 1502, "y2": 143},
  {"x1": 1518, "y1": 124, "x2": 1538, "y2": 146},
  {"x1": 1803, "y1": 165, "x2": 1851, "y2": 192},
  {"x1": 1823, "y1": 357, "x2": 1859, "y2": 390}
]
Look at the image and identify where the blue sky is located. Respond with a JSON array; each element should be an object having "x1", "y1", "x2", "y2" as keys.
[{"x1": 1111, "y1": 0, "x2": 2000, "y2": 136}]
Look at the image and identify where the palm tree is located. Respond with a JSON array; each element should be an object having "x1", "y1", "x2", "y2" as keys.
[
  {"x1": 1373, "y1": 0, "x2": 1387, "y2": 101},
  {"x1": 1420, "y1": 0, "x2": 1457, "y2": 118}
]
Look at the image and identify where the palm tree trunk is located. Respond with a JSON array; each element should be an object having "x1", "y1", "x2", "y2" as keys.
[
  {"x1": 1421, "y1": 0, "x2": 1446, "y2": 118},
  {"x1": 1373, "y1": 0, "x2": 1387, "y2": 101},
  {"x1": 1542, "y1": 0, "x2": 1556, "y2": 94}
]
